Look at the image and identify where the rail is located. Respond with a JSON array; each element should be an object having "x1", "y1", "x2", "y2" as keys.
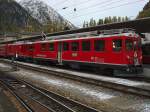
[{"x1": 0, "y1": 77, "x2": 99, "y2": 112}]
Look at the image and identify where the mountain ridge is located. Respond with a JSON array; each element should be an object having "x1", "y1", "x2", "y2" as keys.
[
  {"x1": 138, "y1": 1, "x2": 150, "y2": 18},
  {"x1": 0, "y1": 0, "x2": 42, "y2": 32},
  {"x1": 18, "y1": 0, "x2": 75, "y2": 29}
]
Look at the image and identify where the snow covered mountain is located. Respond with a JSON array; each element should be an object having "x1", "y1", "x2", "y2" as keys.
[
  {"x1": 18, "y1": 0, "x2": 75, "y2": 29},
  {"x1": 0, "y1": 0, "x2": 42, "y2": 32}
]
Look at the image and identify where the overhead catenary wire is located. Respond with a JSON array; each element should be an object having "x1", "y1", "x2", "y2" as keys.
[
  {"x1": 69, "y1": 0, "x2": 146, "y2": 20},
  {"x1": 76, "y1": 0, "x2": 115, "y2": 11},
  {"x1": 51, "y1": 0, "x2": 70, "y2": 7},
  {"x1": 64, "y1": 0, "x2": 125, "y2": 16},
  {"x1": 59, "y1": 0, "x2": 116, "y2": 12},
  {"x1": 44, "y1": 0, "x2": 147, "y2": 28},
  {"x1": 55, "y1": 0, "x2": 93, "y2": 10}
]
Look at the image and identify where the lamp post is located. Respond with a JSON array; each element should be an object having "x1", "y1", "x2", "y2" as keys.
[{"x1": 11, "y1": 34, "x2": 19, "y2": 71}]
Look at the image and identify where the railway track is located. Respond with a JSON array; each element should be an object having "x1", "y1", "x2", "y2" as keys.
[
  {"x1": 0, "y1": 77, "x2": 99, "y2": 112},
  {"x1": 1, "y1": 59, "x2": 150, "y2": 98}
]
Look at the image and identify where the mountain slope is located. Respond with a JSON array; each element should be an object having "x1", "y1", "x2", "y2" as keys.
[
  {"x1": 137, "y1": 1, "x2": 150, "y2": 18},
  {"x1": 18, "y1": 0, "x2": 75, "y2": 29},
  {"x1": 0, "y1": 0, "x2": 42, "y2": 32}
]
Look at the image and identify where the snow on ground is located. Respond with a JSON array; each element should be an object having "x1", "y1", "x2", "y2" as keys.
[{"x1": 0, "y1": 63, "x2": 10, "y2": 68}]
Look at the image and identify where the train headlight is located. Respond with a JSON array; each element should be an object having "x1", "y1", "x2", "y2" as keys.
[
  {"x1": 140, "y1": 56, "x2": 143, "y2": 60},
  {"x1": 127, "y1": 55, "x2": 130, "y2": 59},
  {"x1": 134, "y1": 52, "x2": 137, "y2": 58}
]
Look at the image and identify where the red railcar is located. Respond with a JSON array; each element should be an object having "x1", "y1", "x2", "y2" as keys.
[
  {"x1": 1, "y1": 29, "x2": 143, "y2": 74},
  {"x1": 26, "y1": 29, "x2": 142, "y2": 73},
  {"x1": 142, "y1": 42, "x2": 150, "y2": 64}
]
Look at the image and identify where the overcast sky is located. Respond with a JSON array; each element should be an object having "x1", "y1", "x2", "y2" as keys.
[{"x1": 18, "y1": 0, "x2": 149, "y2": 27}]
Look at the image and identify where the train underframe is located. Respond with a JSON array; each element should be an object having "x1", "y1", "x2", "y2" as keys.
[{"x1": 6, "y1": 56, "x2": 143, "y2": 76}]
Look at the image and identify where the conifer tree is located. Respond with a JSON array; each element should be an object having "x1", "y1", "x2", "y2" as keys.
[
  {"x1": 118, "y1": 17, "x2": 121, "y2": 22},
  {"x1": 97, "y1": 19, "x2": 103, "y2": 25}
]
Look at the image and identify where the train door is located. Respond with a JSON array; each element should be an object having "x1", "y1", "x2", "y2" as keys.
[
  {"x1": 111, "y1": 38, "x2": 124, "y2": 64},
  {"x1": 125, "y1": 38, "x2": 134, "y2": 64},
  {"x1": 28, "y1": 44, "x2": 34, "y2": 58},
  {"x1": 57, "y1": 42, "x2": 62, "y2": 64},
  {"x1": 133, "y1": 38, "x2": 142, "y2": 65}
]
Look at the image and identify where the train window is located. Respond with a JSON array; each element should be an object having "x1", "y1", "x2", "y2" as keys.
[
  {"x1": 63, "y1": 42, "x2": 69, "y2": 51},
  {"x1": 49, "y1": 43, "x2": 54, "y2": 51},
  {"x1": 71, "y1": 42, "x2": 79, "y2": 51},
  {"x1": 112, "y1": 39, "x2": 122, "y2": 52},
  {"x1": 82, "y1": 40, "x2": 91, "y2": 51},
  {"x1": 126, "y1": 40, "x2": 133, "y2": 51},
  {"x1": 94, "y1": 40, "x2": 105, "y2": 51},
  {"x1": 24, "y1": 45, "x2": 27, "y2": 51},
  {"x1": 137, "y1": 40, "x2": 142, "y2": 50},
  {"x1": 29, "y1": 45, "x2": 34, "y2": 51},
  {"x1": 41, "y1": 44, "x2": 47, "y2": 51}
]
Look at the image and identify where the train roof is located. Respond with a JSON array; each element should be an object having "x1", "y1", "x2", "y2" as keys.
[
  {"x1": 31, "y1": 32, "x2": 139, "y2": 44},
  {"x1": 6, "y1": 29, "x2": 140, "y2": 45}
]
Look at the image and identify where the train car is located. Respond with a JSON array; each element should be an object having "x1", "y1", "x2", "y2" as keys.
[
  {"x1": 1, "y1": 29, "x2": 143, "y2": 74},
  {"x1": 0, "y1": 44, "x2": 7, "y2": 57},
  {"x1": 142, "y1": 42, "x2": 150, "y2": 64},
  {"x1": 27, "y1": 29, "x2": 143, "y2": 74}
]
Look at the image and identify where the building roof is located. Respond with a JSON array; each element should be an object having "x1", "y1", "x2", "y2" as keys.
[{"x1": 1, "y1": 17, "x2": 150, "y2": 44}]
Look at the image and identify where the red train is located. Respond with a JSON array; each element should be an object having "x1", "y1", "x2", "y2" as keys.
[
  {"x1": 142, "y1": 42, "x2": 150, "y2": 64},
  {"x1": 0, "y1": 29, "x2": 143, "y2": 74}
]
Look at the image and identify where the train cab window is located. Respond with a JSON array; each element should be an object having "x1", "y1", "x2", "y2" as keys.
[
  {"x1": 41, "y1": 44, "x2": 47, "y2": 51},
  {"x1": 126, "y1": 40, "x2": 133, "y2": 51},
  {"x1": 82, "y1": 40, "x2": 91, "y2": 51},
  {"x1": 94, "y1": 40, "x2": 105, "y2": 51},
  {"x1": 112, "y1": 39, "x2": 122, "y2": 52},
  {"x1": 49, "y1": 43, "x2": 54, "y2": 51},
  {"x1": 71, "y1": 42, "x2": 79, "y2": 51},
  {"x1": 63, "y1": 42, "x2": 69, "y2": 51}
]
